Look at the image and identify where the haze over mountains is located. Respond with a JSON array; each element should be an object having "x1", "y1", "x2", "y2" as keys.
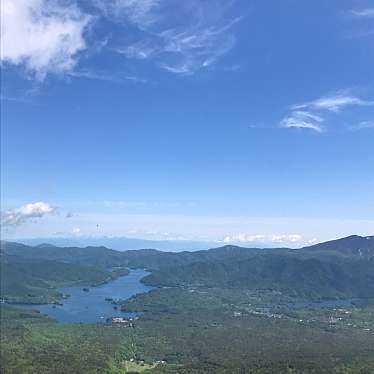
[
  {"x1": 15, "y1": 236, "x2": 283, "y2": 252},
  {"x1": 10, "y1": 235, "x2": 346, "y2": 252},
  {"x1": 16, "y1": 237, "x2": 222, "y2": 252},
  {"x1": 7, "y1": 234, "x2": 374, "y2": 255}
]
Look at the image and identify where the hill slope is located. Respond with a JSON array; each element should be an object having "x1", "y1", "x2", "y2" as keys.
[
  {"x1": 301, "y1": 235, "x2": 374, "y2": 258},
  {"x1": 1, "y1": 254, "x2": 120, "y2": 303}
]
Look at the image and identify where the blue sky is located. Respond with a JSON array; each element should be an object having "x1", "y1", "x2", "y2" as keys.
[{"x1": 1, "y1": 0, "x2": 374, "y2": 246}]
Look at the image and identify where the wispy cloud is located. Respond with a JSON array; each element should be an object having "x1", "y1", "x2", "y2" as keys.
[
  {"x1": 1, "y1": 202, "x2": 57, "y2": 227},
  {"x1": 280, "y1": 90, "x2": 374, "y2": 133},
  {"x1": 118, "y1": 41, "x2": 158, "y2": 60},
  {"x1": 350, "y1": 120, "x2": 374, "y2": 131},
  {"x1": 280, "y1": 111, "x2": 324, "y2": 133},
  {"x1": 159, "y1": 17, "x2": 240, "y2": 75},
  {"x1": 271, "y1": 234, "x2": 303, "y2": 243},
  {"x1": 344, "y1": 7, "x2": 374, "y2": 39},
  {"x1": 1, "y1": 0, "x2": 91, "y2": 80},
  {"x1": 94, "y1": 0, "x2": 160, "y2": 29},
  {"x1": 292, "y1": 92, "x2": 374, "y2": 113},
  {"x1": 350, "y1": 8, "x2": 374, "y2": 18},
  {"x1": 109, "y1": 0, "x2": 241, "y2": 75},
  {"x1": 68, "y1": 69, "x2": 147, "y2": 83}
]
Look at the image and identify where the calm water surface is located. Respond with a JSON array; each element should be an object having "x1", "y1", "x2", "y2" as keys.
[{"x1": 16, "y1": 269, "x2": 153, "y2": 323}]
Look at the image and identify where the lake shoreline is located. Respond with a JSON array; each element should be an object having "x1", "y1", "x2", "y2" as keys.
[
  {"x1": 11, "y1": 269, "x2": 154, "y2": 323},
  {"x1": 3, "y1": 267, "x2": 131, "y2": 306}
]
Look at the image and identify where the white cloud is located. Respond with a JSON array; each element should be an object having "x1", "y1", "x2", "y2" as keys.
[
  {"x1": 111, "y1": 1, "x2": 241, "y2": 75},
  {"x1": 72, "y1": 227, "x2": 81, "y2": 234},
  {"x1": 350, "y1": 8, "x2": 374, "y2": 18},
  {"x1": 1, "y1": 0, "x2": 91, "y2": 79},
  {"x1": 271, "y1": 234, "x2": 303, "y2": 243},
  {"x1": 292, "y1": 92, "x2": 374, "y2": 113},
  {"x1": 288, "y1": 234, "x2": 303, "y2": 242},
  {"x1": 223, "y1": 234, "x2": 266, "y2": 243},
  {"x1": 222, "y1": 233, "x2": 304, "y2": 244},
  {"x1": 1, "y1": 202, "x2": 57, "y2": 226},
  {"x1": 280, "y1": 111, "x2": 324, "y2": 132}
]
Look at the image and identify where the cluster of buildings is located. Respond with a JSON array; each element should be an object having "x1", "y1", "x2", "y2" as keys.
[{"x1": 106, "y1": 316, "x2": 139, "y2": 327}]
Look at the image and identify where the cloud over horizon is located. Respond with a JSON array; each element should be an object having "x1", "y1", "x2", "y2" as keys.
[
  {"x1": 1, "y1": 202, "x2": 57, "y2": 227},
  {"x1": 222, "y1": 233, "x2": 304, "y2": 245}
]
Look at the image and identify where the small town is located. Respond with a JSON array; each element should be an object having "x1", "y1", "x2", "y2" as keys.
[{"x1": 106, "y1": 316, "x2": 139, "y2": 327}]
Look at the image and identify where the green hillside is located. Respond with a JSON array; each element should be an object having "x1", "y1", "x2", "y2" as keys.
[{"x1": 0, "y1": 254, "x2": 128, "y2": 303}]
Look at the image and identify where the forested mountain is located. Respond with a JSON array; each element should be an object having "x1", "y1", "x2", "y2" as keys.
[
  {"x1": 301, "y1": 235, "x2": 374, "y2": 258},
  {"x1": 0, "y1": 241, "x2": 125, "y2": 268},
  {"x1": 138, "y1": 236, "x2": 374, "y2": 299},
  {"x1": 0, "y1": 254, "x2": 125, "y2": 303},
  {"x1": 143, "y1": 255, "x2": 374, "y2": 299},
  {"x1": 1, "y1": 235, "x2": 374, "y2": 302},
  {"x1": 3, "y1": 234, "x2": 372, "y2": 267}
]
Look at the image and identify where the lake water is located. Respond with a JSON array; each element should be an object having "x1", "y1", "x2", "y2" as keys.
[{"x1": 16, "y1": 269, "x2": 153, "y2": 323}]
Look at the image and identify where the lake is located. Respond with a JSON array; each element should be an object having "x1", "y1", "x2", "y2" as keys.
[{"x1": 16, "y1": 269, "x2": 153, "y2": 323}]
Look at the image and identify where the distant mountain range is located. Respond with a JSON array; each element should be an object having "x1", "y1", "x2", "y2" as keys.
[
  {"x1": 1, "y1": 235, "x2": 374, "y2": 301},
  {"x1": 14, "y1": 236, "x2": 275, "y2": 252},
  {"x1": 139, "y1": 235, "x2": 374, "y2": 299}
]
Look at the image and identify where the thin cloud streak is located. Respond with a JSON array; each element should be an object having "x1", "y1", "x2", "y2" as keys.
[
  {"x1": 292, "y1": 93, "x2": 374, "y2": 113},
  {"x1": 68, "y1": 69, "x2": 147, "y2": 83},
  {"x1": 350, "y1": 8, "x2": 374, "y2": 18}
]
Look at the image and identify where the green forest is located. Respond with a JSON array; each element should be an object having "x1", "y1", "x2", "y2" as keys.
[{"x1": 1, "y1": 236, "x2": 374, "y2": 373}]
